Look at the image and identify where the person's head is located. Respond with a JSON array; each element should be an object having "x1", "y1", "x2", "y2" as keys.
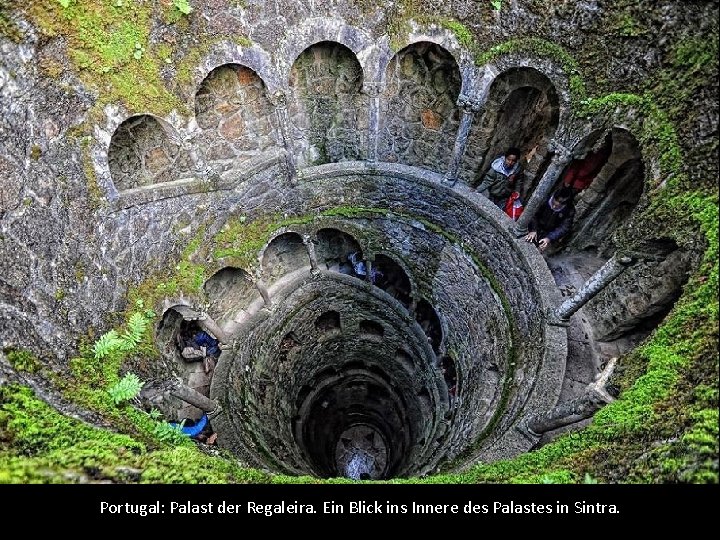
[
  {"x1": 503, "y1": 147, "x2": 521, "y2": 169},
  {"x1": 550, "y1": 186, "x2": 573, "y2": 210}
]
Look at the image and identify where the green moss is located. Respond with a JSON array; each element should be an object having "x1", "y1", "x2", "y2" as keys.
[
  {"x1": 213, "y1": 213, "x2": 314, "y2": 269},
  {"x1": 0, "y1": 0, "x2": 22, "y2": 42},
  {"x1": 5, "y1": 349, "x2": 42, "y2": 374},
  {"x1": 29, "y1": 144, "x2": 42, "y2": 161},
  {"x1": 0, "y1": 384, "x2": 270, "y2": 483},
  {"x1": 23, "y1": 1, "x2": 183, "y2": 116},
  {"x1": 610, "y1": 12, "x2": 645, "y2": 37},
  {"x1": 439, "y1": 18, "x2": 476, "y2": 50}
]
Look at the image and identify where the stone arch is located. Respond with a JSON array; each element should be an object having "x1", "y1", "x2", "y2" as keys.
[
  {"x1": 566, "y1": 128, "x2": 644, "y2": 256},
  {"x1": 108, "y1": 114, "x2": 188, "y2": 191},
  {"x1": 194, "y1": 64, "x2": 279, "y2": 173},
  {"x1": 192, "y1": 41, "x2": 281, "y2": 95},
  {"x1": 203, "y1": 267, "x2": 260, "y2": 326},
  {"x1": 415, "y1": 299, "x2": 443, "y2": 354},
  {"x1": 378, "y1": 41, "x2": 462, "y2": 173},
  {"x1": 373, "y1": 254, "x2": 412, "y2": 308},
  {"x1": 260, "y1": 231, "x2": 311, "y2": 284},
  {"x1": 466, "y1": 67, "x2": 560, "y2": 191},
  {"x1": 155, "y1": 304, "x2": 217, "y2": 420},
  {"x1": 279, "y1": 18, "x2": 374, "y2": 82},
  {"x1": 288, "y1": 41, "x2": 368, "y2": 166},
  {"x1": 315, "y1": 228, "x2": 363, "y2": 274}
]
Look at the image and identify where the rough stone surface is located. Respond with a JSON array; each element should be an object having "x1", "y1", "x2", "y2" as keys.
[{"x1": 0, "y1": 0, "x2": 715, "y2": 480}]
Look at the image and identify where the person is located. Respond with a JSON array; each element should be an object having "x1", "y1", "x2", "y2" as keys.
[
  {"x1": 476, "y1": 147, "x2": 523, "y2": 208},
  {"x1": 561, "y1": 138, "x2": 612, "y2": 194},
  {"x1": 525, "y1": 187, "x2": 575, "y2": 253}
]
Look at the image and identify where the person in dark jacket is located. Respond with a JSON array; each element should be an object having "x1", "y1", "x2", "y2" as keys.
[
  {"x1": 525, "y1": 187, "x2": 575, "y2": 253},
  {"x1": 476, "y1": 146, "x2": 523, "y2": 208}
]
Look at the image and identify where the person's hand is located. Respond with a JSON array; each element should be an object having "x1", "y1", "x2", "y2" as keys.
[
  {"x1": 525, "y1": 231, "x2": 537, "y2": 243},
  {"x1": 538, "y1": 237, "x2": 550, "y2": 252}
]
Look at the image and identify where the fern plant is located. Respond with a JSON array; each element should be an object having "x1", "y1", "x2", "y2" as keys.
[
  {"x1": 107, "y1": 373, "x2": 144, "y2": 405},
  {"x1": 153, "y1": 419, "x2": 189, "y2": 445},
  {"x1": 93, "y1": 309, "x2": 155, "y2": 360},
  {"x1": 173, "y1": 0, "x2": 193, "y2": 15},
  {"x1": 93, "y1": 329, "x2": 125, "y2": 360}
]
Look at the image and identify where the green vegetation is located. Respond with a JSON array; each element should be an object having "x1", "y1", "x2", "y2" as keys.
[
  {"x1": 5, "y1": 349, "x2": 42, "y2": 374},
  {"x1": 0, "y1": 384, "x2": 271, "y2": 483},
  {"x1": 107, "y1": 372, "x2": 143, "y2": 405},
  {"x1": 23, "y1": 1, "x2": 184, "y2": 118},
  {"x1": 0, "y1": 0, "x2": 22, "y2": 42}
]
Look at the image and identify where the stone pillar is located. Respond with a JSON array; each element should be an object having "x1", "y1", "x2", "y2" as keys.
[
  {"x1": 365, "y1": 81, "x2": 382, "y2": 162},
  {"x1": 554, "y1": 255, "x2": 634, "y2": 322},
  {"x1": 443, "y1": 93, "x2": 483, "y2": 186},
  {"x1": 525, "y1": 358, "x2": 616, "y2": 435},
  {"x1": 270, "y1": 90, "x2": 297, "y2": 184},
  {"x1": 168, "y1": 378, "x2": 219, "y2": 413},
  {"x1": 365, "y1": 257, "x2": 374, "y2": 283},
  {"x1": 303, "y1": 234, "x2": 319, "y2": 273},
  {"x1": 184, "y1": 139, "x2": 217, "y2": 182},
  {"x1": 409, "y1": 295, "x2": 418, "y2": 317},
  {"x1": 256, "y1": 279, "x2": 272, "y2": 309},
  {"x1": 513, "y1": 140, "x2": 574, "y2": 236},
  {"x1": 197, "y1": 312, "x2": 229, "y2": 344}
]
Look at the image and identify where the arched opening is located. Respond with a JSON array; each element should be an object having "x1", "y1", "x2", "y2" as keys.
[
  {"x1": 203, "y1": 267, "x2": 260, "y2": 325},
  {"x1": 261, "y1": 232, "x2": 310, "y2": 285},
  {"x1": 315, "y1": 311, "x2": 341, "y2": 334},
  {"x1": 288, "y1": 41, "x2": 366, "y2": 166},
  {"x1": 415, "y1": 299, "x2": 443, "y2": 354},
  {"x1": 155, "y1": 306, "x2": 220, "y2": 421},
  {"x1": 373, "y1": 254, "x2": 412, "y2": 307},
  {"x1": 359, "y1": 319, "x2": 385, "y2": 337},
  {"x1": 108, "y1": 115, "x2": 186, "y2": 191},
  {"x1": 194, "y1": 64, "x2": 278, "y2": 172},
  {"x1": 466, "y1": 68, "x2": 559, "y2": 193},
  {"x1": 379, "y1": 41, "x2": 461, "y2": 172},
  {"x1": 315, "y1": 228, "x2": 362, "y2": 274},
  {"x1": 566, "y1": 129, "x2": 644, "y2": 257},
  {"x1": 587, "y1": 238, "x2": 692, "y2": 342}
]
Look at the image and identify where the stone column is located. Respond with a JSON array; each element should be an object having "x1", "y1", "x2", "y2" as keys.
[
  {"x1": 513, "y1": 140, "x2": 574, "y2": 236},
  {"x1": 443, "y1": 93, "x2": 483, "y2": 186},
  {"x1": 365, "y1": 255, "x2": 374, "y2": 283},
  {"x1": 183, "y1": 139, "x2": 217, "y2": 183},
  {"x1": 256, "y1": 279, "x2": 272, "y2": 309},
  {"x1": 270, "y1": 90, "x2": 297, "y2": 184},
  {"x1": 409, "y1": 295, "x2": 418, "y2": 317},
  {"x1": 303, "y1": 234, "x2": 319, "y2": 273},
  {"x1": 525, "y1": 358, "x2": 616, "y2": 435},
  {"x1": 168, "y1": 378, "x2": 219, "y2": 413},
  {"x1": 197, "y1": 312, "x2": 230, "y2": 344},
  {"x1": 365, "y1": 81, "x2": 382, "y2": 162},
  {"x1": 554, "y1": 255, "x2": 634, "y2": 322}
]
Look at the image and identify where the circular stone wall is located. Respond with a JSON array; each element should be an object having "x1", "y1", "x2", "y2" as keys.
[{"x1": 209, "y1": 163, "x2": 566, "y2": 478}]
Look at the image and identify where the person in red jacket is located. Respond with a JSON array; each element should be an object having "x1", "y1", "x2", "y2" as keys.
[{"x1": 561, "y1": 138, "x2": 612, "y2": 194}]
